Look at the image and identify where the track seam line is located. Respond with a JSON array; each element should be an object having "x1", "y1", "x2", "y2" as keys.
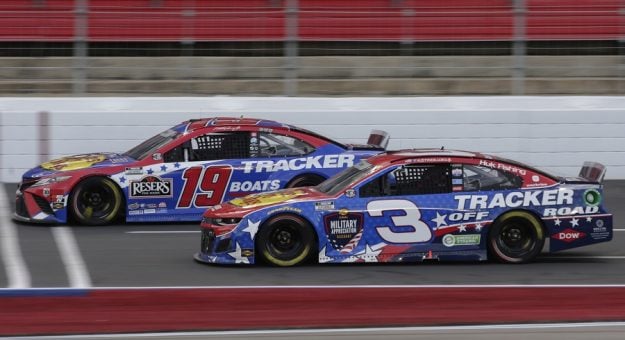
[{"x1": 51, "y1": 227, "x2": 91, "y2": 288}]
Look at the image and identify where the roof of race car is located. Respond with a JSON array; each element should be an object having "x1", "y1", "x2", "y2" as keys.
[
  {"x1": 366, "y1": 148, "x2": 558, "y2": 178},
  {"x1": 366, "y1": 148, "x2": 500, "y2": 166},
  {"x1": 177, "y1": 117, "x2": 346, "y2": 148},
  {"x1": 182, "y1": 117, "x2": 293, "y2": 133}
]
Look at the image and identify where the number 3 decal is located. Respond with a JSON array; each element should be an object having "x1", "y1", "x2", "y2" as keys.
[
  {"x1": 177, "y1": 165, "x2": 233, "y2": 208},
  {"x1": 367, "y1": 200, "x2": 432, "y2": 243}
]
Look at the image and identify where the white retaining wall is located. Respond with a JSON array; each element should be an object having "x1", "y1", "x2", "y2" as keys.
[{"x1": 1, "y1": 96, "x2": 624, "y2": 182}]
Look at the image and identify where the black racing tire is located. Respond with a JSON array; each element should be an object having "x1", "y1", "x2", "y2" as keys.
[
  {"x1": 70, "y1": 176, "x2": 123, "y2": 226},
  {"x1": 286, "y1": 174, "x2": 325, "y2": 188},
  {"x1": 488, "y1": 211, "x2": 545, "y2": 264},
  {"x1": 256, "y1": 214, "x2": 316, "y2": 267}
]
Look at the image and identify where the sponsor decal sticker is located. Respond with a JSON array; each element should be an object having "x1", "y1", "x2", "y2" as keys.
[
  {"x1": 324, "y1": 211, "x2": 364, "y2": 252},
  {"x1": 583, "y1": 188, "x2": 602, "y2": 206},
  {"x1": 158, "y1": 202, "x2": 167, "y2": 208},
  {"x1": 52, "y1": 202, "x2": 64, "y2": 210},
  {"x1": 129, "y1": 176, "x2": 173, "y2": 198},
  {"x1": 42, "y1": 188, "x2": 50, "y2": 197},
  {"x1": 241, "y1": 154, "x2": 354, "y2": 173},
  {"x1": 128, "y1": 202, "x2": 140, "y2": 210},
  {"x1": 345, "y1": 189, "x2": 356, "y2": 198},
  {"x1": 478, "y1": 159, "x2": 527, "y2": 176},
  {"x1": 315, "y1": 201, "x2": 335, "y2": 211},
  {"x1": 230, "y1": 189, "x2": 307, "y2": 208},
  {"x1": 552, "y1": 228, "x2": 586, "y2": 243},
  {"x1": 267, "y1": 206, "x2": 303, "y2": 215},
  {"x1": 442, "y1": 234, "x2": 481, "y2": 247},
  {"x1": 452, "y1": 178, "x2": 463, "y2": 185},
  {"x1": 543, "y1": 205, "x2": 598, "y2": 216},
  {"x1": 455, "y1": 188, "x2": 574, "y2": 210},
  {"x1": 129, "y1": 210, "x2": 143, "y2": 215},
  {"x1": 41, "y1": 154, "x2": 106, "y2": 171},
  {"x1": 125, "y1": 167, "x2": 143, "y2": 175},
  {"x1": 229, "y1": 180, "x2": 280, "y2": 192},
  {"x1": 451, "y1": 166, "x2": 463, "y2": 177},
  {"x1": 143, "y1": 208, "x2": 156, "y2": 214}
]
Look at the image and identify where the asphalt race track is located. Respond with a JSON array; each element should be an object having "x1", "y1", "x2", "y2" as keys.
[{"x1": 2, "y1": 181, "x2": 625, "y2": 337}]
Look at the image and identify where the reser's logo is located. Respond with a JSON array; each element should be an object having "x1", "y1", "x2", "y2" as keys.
[
  {"x1": 130, "y1": 176, "x2": 173, "y2": 198},
  {"x1": 551, "y1": 228, "x2": 586, "y2": 243}
]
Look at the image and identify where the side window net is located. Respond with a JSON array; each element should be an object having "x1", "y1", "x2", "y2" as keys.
[
  {"x1": 359, "y1": 164, "x2": 451, "y2": 198},
  {"x1": 191, "y1": 133, "x2": 249, "y2": 161},
  {"x1": 395, "y1": 165, "x2": 451, "y2": 195}
]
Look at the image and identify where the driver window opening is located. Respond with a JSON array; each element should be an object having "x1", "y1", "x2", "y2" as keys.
[
  {"x1": 256, "y1": 132, "x2": 314, "y2": 157},
  {"x1": 360, "y1": 164, "x2": 452, "y2": 197}
]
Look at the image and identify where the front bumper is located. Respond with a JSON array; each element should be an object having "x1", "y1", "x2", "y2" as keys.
[
  {"x1": 194, "y1": 225, "x2": 254, "y2": 265},
  {"x1": 14, "y1": 187, "x2": 66, "y2": 224}
]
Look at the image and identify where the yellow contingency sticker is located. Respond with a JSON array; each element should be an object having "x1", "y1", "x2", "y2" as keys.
[{"x1": 41, "y1": 154, "x2": 107, "y2": 171}]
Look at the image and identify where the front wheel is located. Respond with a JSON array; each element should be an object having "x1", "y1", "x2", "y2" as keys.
[
  {"x1": 256, "y1": 214, "x2": 316, "y2": 267},
  {"x1": 70, "y1": 177, "x2": 123, "y2": 225},
  {"x1": 488, "y1": 211, "x2": 545, "y2": 264}
]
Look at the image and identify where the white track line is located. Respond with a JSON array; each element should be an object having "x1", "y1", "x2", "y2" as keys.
[
  {"x1": 125, "y1": 230, "x2": 200, "y2": 234},
  {"x1": 0, "y1": 186, "x2": 31, "y2": 288},
  {"x1": 10, "y1": 321, "x2": 625, "y2": 339},
  {"x1": 0, "y1": 217, "x2": 31, "y2": 288},
  {"x1": 51, "y1": 227, "x2": 91, "y2": 288}
]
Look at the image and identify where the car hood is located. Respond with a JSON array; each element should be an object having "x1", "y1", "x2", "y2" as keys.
[
  {"x1": 204, "y1": 187, "x2": 327, "y2": 217},
  {"x1": 22, "y1": 152, "x2": 136, "y2": 179}
]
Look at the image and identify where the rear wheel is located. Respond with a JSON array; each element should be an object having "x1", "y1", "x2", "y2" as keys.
[
  {"x1": 488, "y1": 211, "x2": 544, "y2": 264},
  {"x1": 256, "y1": 214, "x2": 316, "y2": 267},
  {"x1": 70, "y1": 177, "x2": 123, "y2": 225},
  {"x1": 286, "y1": 174, "x2": 325, "y2": 188}
]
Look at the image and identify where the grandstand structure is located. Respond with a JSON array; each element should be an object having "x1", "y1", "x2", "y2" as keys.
[{"x1": 0, "y1": 0, "x2": 622, "y2": 95}]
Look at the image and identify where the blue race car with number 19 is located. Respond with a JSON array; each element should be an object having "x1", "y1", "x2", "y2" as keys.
[
  {"x1": 195, "y1": 149, "x2": 612, "y2": 266},
  {"x1": 15, "y1": 117, "x2": 388, "y2": 225}
]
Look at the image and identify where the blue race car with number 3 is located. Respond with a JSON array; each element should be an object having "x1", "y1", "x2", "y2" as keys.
[{"x1": 195, "y1": 149, "x2": 612, "y2": 266}]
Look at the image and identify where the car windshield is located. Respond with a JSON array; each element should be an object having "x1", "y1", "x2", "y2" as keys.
[
  {"x1": 124, "y1": 129, "x2": 181, "y2": 160},
  {"x1": 316, "y1": 160, "x2": 377, "y2": 196}
]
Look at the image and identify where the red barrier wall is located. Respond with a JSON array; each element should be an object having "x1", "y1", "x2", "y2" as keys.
[
  {"x1": 2, "y1": 286, "x2": 625, "y2": 336},
  {"x1": 0, "y1": 0, "x2": 621, "y2": 42}
]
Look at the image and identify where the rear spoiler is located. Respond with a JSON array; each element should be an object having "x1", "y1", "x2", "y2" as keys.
[
  {"x1": 366, "y1": 130, "x2": 390, "y2": 149},
  {"x1": 578, "y1": 161, "x2": 607, "y2": 183}
]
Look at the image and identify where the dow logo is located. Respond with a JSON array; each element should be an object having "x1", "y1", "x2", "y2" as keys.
[{"x1": 552, "y1": 228, "x2": 586, "y2": 243}]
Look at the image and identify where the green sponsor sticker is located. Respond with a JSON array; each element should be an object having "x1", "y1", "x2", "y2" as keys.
[
  {"x1": 583, "y1": 189, "x2": 602, "y2": 207},
  {"x1": 442, "y1": 234, "x2": 481, "y2": 247}
]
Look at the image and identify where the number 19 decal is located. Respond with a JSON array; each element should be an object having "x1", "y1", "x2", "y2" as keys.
[
  {"x1": 367, "y1": 200, "x2": 432, "y2": 243},
  {"x1": 177, "y1": 165, "x2": 233, "y2": 208}
]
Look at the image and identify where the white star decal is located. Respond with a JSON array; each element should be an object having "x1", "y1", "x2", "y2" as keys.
[
  {"x1": 319, "y1": 246, "x2": 334, "y2": 263},
  {"x1": 586, "y1": 216, "x2": 592, "y2": 223},
  {"x1": 242, "y1": 219, "x2": 260, "y2": 239},
  {"x1": 360, "y1": 243, "x2": 384, "y2": 263},
  {"x1": 431, "y1": 212, "x2": 448, "y2": 228},
  {"x1": 570, "y1": 218, "x2": 579, "y2": 227},
  {"x1": 554, "y1": 218, "x2": 561, "y2": 226},
  {"x1": 458, "y1": 224, "x2": 467, "y2": 232},
  {"x1": 227, "y1": 243, "x2": 250, "y2": 264},
  {"x1": 475, "y1": 223, "x2": 483, "y2": 232}
]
